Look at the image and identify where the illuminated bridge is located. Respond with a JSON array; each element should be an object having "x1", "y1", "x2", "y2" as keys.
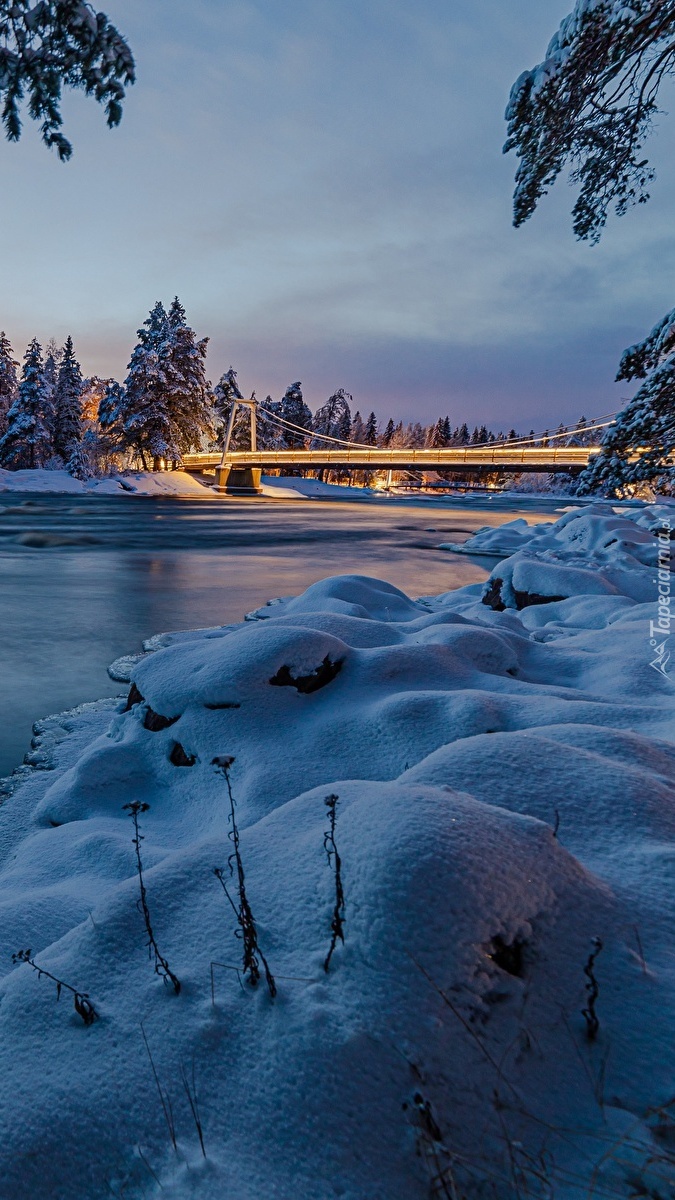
[
  {"x1": 182, "y1": 445, "x2": 599, "y2": 492},
  {"x1": 180, "y1": 400, "x2": 606, "y2": 493}
]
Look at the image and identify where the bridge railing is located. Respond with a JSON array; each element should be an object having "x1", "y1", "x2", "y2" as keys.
[{"x1": 182, "y1": 446, "x2": 598, "y2": 469}]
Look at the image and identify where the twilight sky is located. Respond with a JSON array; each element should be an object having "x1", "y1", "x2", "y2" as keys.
[{"x1": 1, "y1": 0, "x2": 674, "y2": 430}]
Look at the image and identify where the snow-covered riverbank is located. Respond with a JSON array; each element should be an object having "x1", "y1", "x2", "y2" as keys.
[{"x1": 0, "y1": 504, "x2": 673, "y2": 1199}]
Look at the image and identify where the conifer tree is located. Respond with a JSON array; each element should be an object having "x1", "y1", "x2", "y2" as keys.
[
  {"x1": 276, "y1": 382, "x2": 312, "y2": 449},
  {"x1": 116, "y1": 302, "x2": 174, "y2": 468},
  {"x1": 67, "y1": 431, "x2": 96, "y2": 480},
  {"x1": 351, "y1": 410, "x2": 367, "y2": 444},
  {"x1": 41, "y1": 338, "x2": 61, "y2": 449},
  {"x1": 579, "y1": 310, "x2": 675, "y2": 495},
  {"x1": 213, "y1": 366, "x2": 247, "y2": 447},
  {"x1": 165, "y1": 297, "x2": 213, "y2": 457},
  {"x1": 457, "y1": 422, "x2": 470, "y2": 445},
  {"x1": 312, "y1": 389, "x2": 352, "y2": 445},
  {"x1": 0, "y1": 338, "x2": 51, "y2": 468},
  {"x1": 364, "y1": 412, "x2": 378, "y2": 446},
  {"x1": 0, "y1": 331, "x2": 19, "y2": 441},
  {"x1": 380, "y1": 417, "x2": 395, "y2": 447},
  {"x1": 54, "y1": 336, "x2": 83, "y2": 458}
]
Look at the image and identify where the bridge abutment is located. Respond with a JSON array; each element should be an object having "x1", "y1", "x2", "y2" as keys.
[{"x1": 215, "y1": 465, "x2": 263, "y2": 495}]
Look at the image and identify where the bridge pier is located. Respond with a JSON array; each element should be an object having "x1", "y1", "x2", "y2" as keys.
[{"x1": 214, "y1": 465, "x2": 263, "y2": 495}]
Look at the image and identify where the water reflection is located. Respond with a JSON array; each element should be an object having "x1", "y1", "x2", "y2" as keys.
[{"x1": 0, "y1": 491, "x2": 568, "y2": 777}]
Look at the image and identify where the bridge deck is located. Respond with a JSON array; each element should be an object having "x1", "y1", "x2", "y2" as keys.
[{"x1": 182, "y1": 446, "x2": 598, "y2": 474}]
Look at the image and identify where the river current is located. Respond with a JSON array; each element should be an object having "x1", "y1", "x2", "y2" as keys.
[{"x1": 0, "y1": 490, "x2": 570, "y2": 778}]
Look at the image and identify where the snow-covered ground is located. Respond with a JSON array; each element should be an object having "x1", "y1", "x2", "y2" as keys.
[
  {"x1": 0, "y1": 505, "x2": 674, "y2": 1198},
  {"x1": 0, "y1": 468, "x2": 373, "y2": 500},
  {"x1": 0, "y1": 467, "x2": 215, "y2": 497}
]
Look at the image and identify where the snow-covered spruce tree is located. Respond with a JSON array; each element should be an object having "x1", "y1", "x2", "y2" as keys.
[
  {"x1": 213, "y1": 366, "x2": 248, "y2": 448},
  {"x1": 41, "y1": 338, "x2": 62, "y2": 451},
  {"x1": 0, "y1": 331, "x2": 19, "y2": 441},
  {"x1": 53, "y1": 336, "x2": 83, "y2": 458},
  {"x1": 165, "y1": 297, "x2": 214, "y2": 459},
  {"x1": 380, "y1": 417, "x2": 395, "y2": 447},
  {"x1": 275, "y1": 382, "x2": 313, "y2": 449},
  {"x1": 0, "y1": 338, "x2": 51, "y2": 468},
  {"x1": 579, "y1": 312, "x2": 675, "y2": 495},
  {"x1": 0, "y1": 1, "x2": 135, "y2": 160},
  {"x1": 311, "y1": 389, "x2": 352, "y2": 446},
  {"x1": 67, "y1": 430, "x2": 97, "y2": 480},
  {"x1": 364, "y1": 412, "x2": 378, "y2": 446},
  {"x1": 116, "y1": 302, "x2": 175, "y2": 469},
  {"x1": 351, "y1": 410, "x2": 367, "y2": 444}
]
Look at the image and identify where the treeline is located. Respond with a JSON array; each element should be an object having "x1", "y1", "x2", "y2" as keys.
[{"x1": 0, "y1": 300, "x2": 599, "y2": 480}]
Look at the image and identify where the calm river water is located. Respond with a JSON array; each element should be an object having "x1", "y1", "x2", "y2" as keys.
[{"x1": 0, "y1": 490, "x2": 570, "y2": 778}]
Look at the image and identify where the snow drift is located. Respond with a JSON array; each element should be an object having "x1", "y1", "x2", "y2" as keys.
[{"x1": 0, "y1": 506, "x2": 674, "y2": 1198}]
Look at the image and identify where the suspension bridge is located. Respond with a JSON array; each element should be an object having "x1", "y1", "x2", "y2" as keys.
[{"x1": 180, "y1": 399, "x2": 608, "y2": 493}]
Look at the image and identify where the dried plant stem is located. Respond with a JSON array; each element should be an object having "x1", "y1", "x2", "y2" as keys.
[
  {"x1": 12, "y1": 949, "x2": 98, "y2": 1025},
  {"x1": 581, "y1": 937, "x2": 603, "y2": 1041},
  {"x1": 323, "y1": 793, "x2": 346, "y2": 972},
  {"x1": 141, "y1": 1024, "x2": 177, "y2": 1151},
  {"x1": 212, "y1": 756, "x2": 276, "y2": 999},
  {"x1": 124, "y1": 802, "x2": 180, "y2": 995}
]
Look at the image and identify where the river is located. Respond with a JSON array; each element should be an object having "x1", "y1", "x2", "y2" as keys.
[{"x1": 0, "y1": 489, "x2": 571, "y2": 778}]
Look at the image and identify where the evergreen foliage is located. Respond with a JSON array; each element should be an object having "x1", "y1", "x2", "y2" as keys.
[
  {"x1": 0, "y1": 338, "x2": 51, "y2": 468},
  {"x1": 105, "y1": 300, "x2": 213, "y2": 469},
  {"x1": 505, "y1": 1, "x2": 675, "y2": 243},
  {"x1": 364, "y1": 412, "x2": 378, "y2": 446},
  {"x1": 53, "y1": 335, "x2": 83, "y2": 458},
  {"x1": 0, "y1": 331, "x2": 19, "y2": 441},
  {"x1": 66, "y1": 430, "x2": 96, "y2": 480},
  {"x1": 275, "y1": 382, "x2": 312, "y2": 449},
  {"x1": 41, "y1": 338, "x2": 61, "y2": 446},
  {"x1": 213, "y1": 366, "x2": 251, "y2": 449},
  {"x1": 579, "y1": 311, "x2": 675, "y2": 495},
  {"x1": 0, "y1": 0, "x2": 135, "y2": 161},
  {"x1": 380, "y1": 417, "x2": 395, "y2": 447},
  {"x1": 312, "y1": 389, "x2": 352, "y2": 445},
  {"x1": 351, "y1": 411, "x2": 367, "y2": 444},
  {"x1": 165, "y1": 297, "x2": 213, "y2": 458}
]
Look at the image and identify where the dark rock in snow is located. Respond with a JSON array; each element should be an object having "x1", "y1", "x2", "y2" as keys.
[
  {"x1": 513, "y1": 589, "x2": 567, "y2": 610},
  {"x1": 482, "y1": 578, "x2": 506, "y2": 611},
  {"x1": 143, "y1": 708, "x2": 180, "y2": 732},
  {"x1": 123, "y1": 683, "x2": 144, "y2": 712},
  {"x1": 269, "y1": 655, "x2": 344, "y2": 694},
  {"x1": 169, "y1": 742, "x2": 196, "y2": 767}
]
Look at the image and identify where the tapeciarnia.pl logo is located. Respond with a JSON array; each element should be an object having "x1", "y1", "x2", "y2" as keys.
[{"x1": 650, "y1": 520, "x2": 672, "y2": 677}]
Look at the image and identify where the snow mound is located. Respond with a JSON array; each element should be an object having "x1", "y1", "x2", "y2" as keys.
[
  {"x1": 1, "y1": 567, "x2": 674, "y2": 1197},
  {"x1": 442, "y1": 503, "x2": 671, "y2": 609}
]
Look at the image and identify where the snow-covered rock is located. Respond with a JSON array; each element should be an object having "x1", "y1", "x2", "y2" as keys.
[
  {"x1": 0, "y1": 558, "x2": 674, "y2": 1198},
  {"x1": 442, "y1": 502, "x2": 674, "y2": 609}
]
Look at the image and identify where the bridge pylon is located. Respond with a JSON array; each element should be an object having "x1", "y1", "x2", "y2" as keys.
[{"x1": 216, "y1": 394, "x2": 263, "y2": 494}]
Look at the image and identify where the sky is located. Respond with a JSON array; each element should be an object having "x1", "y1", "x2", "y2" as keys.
[{"x1": 1, "y1": 0, "x2": 675, "y2": 431}]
